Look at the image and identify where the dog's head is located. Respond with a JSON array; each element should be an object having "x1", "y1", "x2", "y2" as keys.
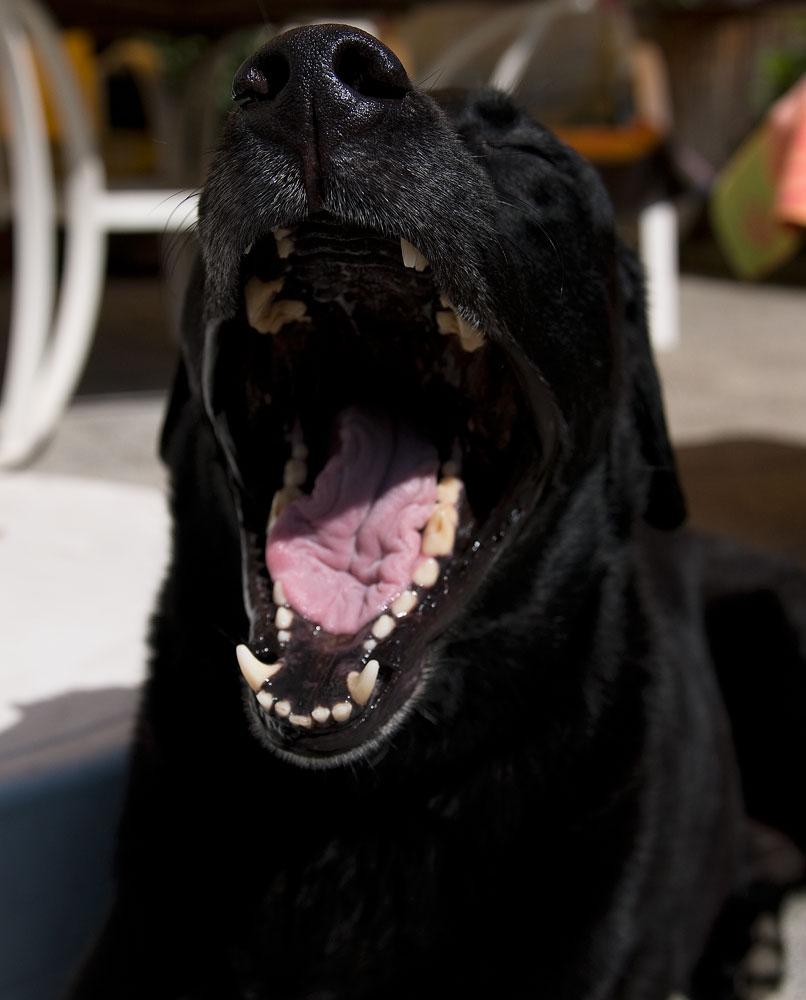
[{"x1": 169, "y1": 24, "x2": 684, "y2": 768}]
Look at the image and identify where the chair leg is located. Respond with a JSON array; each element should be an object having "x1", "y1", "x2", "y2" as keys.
[
  {"x1": 0, "y1": 0, "x2": 109, "y2": 467},
  {"x1": 639, "y1": 199, "x2": 680, "y2": 352},
  {"x1": 0, "y1": 6, "x2": 58, "y2": 466}
]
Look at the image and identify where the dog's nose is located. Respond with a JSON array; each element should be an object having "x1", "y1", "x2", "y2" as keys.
[{"x1": 232, "y1": 24, "x2": 412, "y2": 200}]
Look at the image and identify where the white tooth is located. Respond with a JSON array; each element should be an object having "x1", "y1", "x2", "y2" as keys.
[
  {"x1": 413, "y1": 557, "x2": 440, "y2": 589},
  {"x1": 347, "y1": 659, "x2": 379, "y2": 707},
  {"x1": 312, "y1": 706, "x2": 331, "y2": 724},
  {"x1": 256, "y1": 690, "x2": 275, "y2": 711},
  {"x1": 400, "y1": 237, "x2": 416, "y2": 268},
  {"x1": 268, "y1": 485, "x2": 302, "y2": 533},
  {"x1": 274, "y1": 700, "x2": 292, "y2": 718},
  {"x1": 363, "y1": 638, "x2": 377, "y2": 652},
  {"x1": 331, "y1": 702, "x2": 353, "y2": 723},
  {"x1": 371, "y1": 614, "x2": 396, "y2": 640},
  {"x1": 291, "y1": 441, "x2": 308, "y2": 460},
  {"x1": 283, "y1": 457, "x2": 307, "y2": 488},
  {"x1": 276, "y1": 238, "x2": 294, "y2": 258},
  {"x1": 277, "y1": 630, "x2": 291, "y2": 644},
  {"x1": 421, "y1": 503, "x2": 458, "y2": 557},
  {"x1": 275, "y1": 607, "x2": 294, "y2": 630},
  {"x1": 744, "y1": 943, "x2": 782, "y2": 979},
  {"x1": 236, "y1": 644, "x2": 282, "y2": 691},
  {"x1": 400, "y1": 237, "x2": 429, "y2": 271},
  {"x1": 436, "y1": 476, "x2": 462, "y2": 506},
  {"x1": 272, "y1": 579, "x2": 287, "y2": 605},
  {"x1": 273, "y1": 227, "x2": 295, "y2": 258},
  {"x1": 289, "y1": 713, "x2": 313, "y2": 729},
  {"x1": 391, "y1": 590, "x2": 418, "y2": 618},
  {"x1": 436, "y1": 310, "x2": 460, "y2": 336},
  {"x1": 457, "y1": 316, "x2": 485, "y2": 352},
  {"x1": 262, "y1": 299, "x2": 308, "y2": 335},
  {"x1": 243, "y1": 240, "x2": 254, "y2": 255},
  {"x1": 244, "y1": 276, "x2": 285, "y2": 332},
  {"x1": 436, "y1": 295, "x2": 485, "y2": 351}
]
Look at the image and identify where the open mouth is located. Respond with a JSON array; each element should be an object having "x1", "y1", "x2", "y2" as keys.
[{"x1": 205, "y1": 214, "x2": 552, "y2": 766}]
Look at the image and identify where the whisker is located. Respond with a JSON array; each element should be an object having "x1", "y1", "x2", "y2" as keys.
[{"x1": 497, "y1": 193, "x2": 565, "y2": 295}]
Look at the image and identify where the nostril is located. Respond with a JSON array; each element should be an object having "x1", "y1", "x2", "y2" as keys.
[
  {"x1": 233, "y1": 52, "x2": 291, "y2": 104},
  {"x1": 332, "y1": 40, "x2": 410, "y2": 101}
]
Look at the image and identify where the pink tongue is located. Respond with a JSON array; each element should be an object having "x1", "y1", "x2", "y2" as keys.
[{"x1": 266, "y1": 407, "x2": 438, "y2": 635}]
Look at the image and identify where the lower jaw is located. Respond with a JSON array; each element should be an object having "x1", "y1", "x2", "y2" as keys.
[{"x1": 246, "y1": 660, "x2": 426, "y2": 769}]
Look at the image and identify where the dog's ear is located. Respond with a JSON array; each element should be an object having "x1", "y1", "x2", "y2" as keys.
[{"x1": 618, "y1": 244, "x2": 687, "y2": 531}]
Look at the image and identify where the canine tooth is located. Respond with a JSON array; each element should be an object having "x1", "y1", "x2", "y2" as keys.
[
  {"x1": 236, "y1": 644, "x2": 282, "y2": 691},
  {"x1": 371, "y1": 614, "x2": 396, "y2": 640},
  {"x1": 244, "y1": 276, "x2": 284, "y2": 332},
  {"x1": 436, "y1": 476, "x2": 462, "y2": 506},
  {"x1": 256, "y1": 690, "x2": 275, "y2": 711},
  {"x1": 422, "y1": 503, "x2": 458, "y2": 557},
  {"x1": 391, "y1": 590, "x2": 418, "y2": 617},
  {"x1": 272, "y1": 579, "x2": 287, "y2": 605},
  {"x1": 312, "y1": 706, "x2": 331, "y2": 724},
  {"x1": 283, "y1": 457, "x2": 307, "y2": 488},
  {"x1": 268, "y1": 485, "x2": 302, "y2": 533},
  {"x1": 277, "y1": 630, "x2": 291, "y2": 643},
  {"x1": 347, "y1": 659, "x2": 379, "y2": 707},
  {"x1": 413, "y1": 557, "x2": 440, "y2": 589},
  {"x1": 274, "y1": 700, "x2": 292, "y2": 718},
  {"x1": 289, "y1": 713, "x2": 313, "y2": 729},
  {"x1": 400, "y1": 237, "x2": 428, "y2": 271},
  {"x1": 275, "y1": 607, "x2": 294, "y2": 630},
  {"x1": 243, "y1": 241, "x2": 254, "y2": 255},
  {"x1": 331, "y1": 702, "x2": 353, "y2": 723},
  {"x1": 291, "y1": 441, "x2": 308, "y2": 460}
]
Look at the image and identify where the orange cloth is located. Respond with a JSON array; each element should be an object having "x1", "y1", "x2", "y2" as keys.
[{"x1": 769, "y1": 75, "x2": 806, "y2": 227}]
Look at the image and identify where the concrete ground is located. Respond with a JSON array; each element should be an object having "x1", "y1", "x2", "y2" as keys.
[{"x1": 1, "y1": 271, "x2": 804, "y2": 997}]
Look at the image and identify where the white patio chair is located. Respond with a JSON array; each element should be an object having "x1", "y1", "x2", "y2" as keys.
[{"x1": 0, "y1": 0, "x2": 198, "y2": 467}]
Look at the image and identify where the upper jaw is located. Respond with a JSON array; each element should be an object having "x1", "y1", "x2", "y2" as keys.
[{"x1": 197, "y1": 81, "x2": 507, "y2": 331}]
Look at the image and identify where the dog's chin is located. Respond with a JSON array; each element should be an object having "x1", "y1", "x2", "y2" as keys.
[
  {"x1": 203, "y1": 215, "x2": 555, "y2": 767},
  {"x1": 244, "y1": 670, "x2": 425, "y2": 770}
]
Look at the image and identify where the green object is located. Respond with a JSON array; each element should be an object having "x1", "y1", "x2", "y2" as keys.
[{"x1": 709, "y1": 122, "x2": 803, "y2": 280}]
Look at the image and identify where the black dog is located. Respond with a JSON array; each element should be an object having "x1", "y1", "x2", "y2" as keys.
[{"x1": 68, "y1": 25, "x2": 806, "y2": 1000}]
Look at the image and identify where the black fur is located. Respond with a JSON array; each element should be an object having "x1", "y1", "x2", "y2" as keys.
[{"x1": 67, "y1": 25, "x2": 805, "y2": 1000}]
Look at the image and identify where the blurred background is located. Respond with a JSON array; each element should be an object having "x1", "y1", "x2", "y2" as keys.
[{"x1": 0, "y1": 1, "x2": 804, "y2": 998}]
